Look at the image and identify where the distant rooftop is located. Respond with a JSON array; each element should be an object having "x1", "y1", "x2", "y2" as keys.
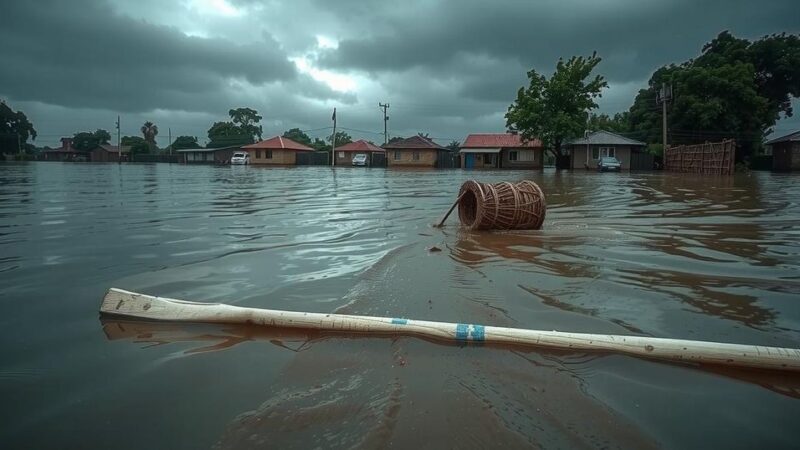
[
  {"x1": 462, "y1": 133, "x2": 542, "y2": 148},
  {"x1": 568, "y1": 130, "x2": 646, "y2": 146},
  {"x1": 765, "y1": 130, "x2": 800, "y2": 145},
  {"x1": 382, "y1": 135, "x2": 444, "y2": 150},
  {"x1": 242, "y1": 136, "x2": 314, "y2": 151},
  {"x1": 336, "y1": 140, "x2": 385, "y2": 152}
]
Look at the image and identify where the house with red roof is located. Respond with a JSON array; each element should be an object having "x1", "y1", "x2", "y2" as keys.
[
  {"x1": 460, "y1": 133, "x2": 544, "y2": 169},
  {"x1": 241, "y1": 136, "x2": 314, "y2": 165},
  {"x1": 383, "y1": 135, "x2": 446, "y2": 168},
  {"x1": 42, "y1": 138, "x2": 90, "y2": 162},
  {"x1": 334, "y1": 139, "x2": 385, "y2": 166}
]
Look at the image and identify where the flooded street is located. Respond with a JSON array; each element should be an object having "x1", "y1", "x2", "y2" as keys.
[{"x1": 1, "y1": 162, "x2": 799, "y2": 449}]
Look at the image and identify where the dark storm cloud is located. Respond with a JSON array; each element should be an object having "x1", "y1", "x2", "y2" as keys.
[
  {"x1": 319, "y1": 0, "x2": 800, "y2": 89},
  {"x1": 0, "y1": 0, "x2": 296, "y2": 113}
]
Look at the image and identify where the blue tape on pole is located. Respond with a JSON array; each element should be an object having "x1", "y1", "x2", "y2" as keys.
[
  {"x1": 391, "y1": 318, "x2": 408, "y2": 325},
  {"x1": 455, "y1": 323, "x2": 469, "y2": 340},
  {"x1": 469, "y1": 325, "x2": 485, "y2": 342}
]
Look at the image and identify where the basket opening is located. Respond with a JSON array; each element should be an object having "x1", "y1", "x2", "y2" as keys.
[{"x1": 459, "y1": 190, "x2": 478, "y2": 226}]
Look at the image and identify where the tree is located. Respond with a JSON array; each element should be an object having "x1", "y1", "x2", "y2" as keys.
[
  {"x1": 327, "y1": 131, "x2": 352, "y2": 148},
  {"x1": 446, "y1": 140, "x2": 461, "y2": 151},
  {"x1": 505, "y1": 53, "x2": 608, "y2": 169},
  {"x1": 0, "y1": 100, "x2": 36, "y2": 154},
  {"x1": 229, "y1": 107, "x2": 263, "y2": 141},
  {"x1": 282, "y1": 128, "x2": 313, "y2": 147},
  {"x1": 626, "y1": 31, "x2": 800, "y2": 159},
  {"x1": 586, "y1": 113, "x2": 630, "y2": 133},
  {"x1": 207, "y1": 121, "x2": 253, "y2": 148},
  {"x1": 72, "y1": 129, "x2": 111, "y2": 151},
  {"x1": 140, "y1": 121, "x2": 159, "y2": 152},
  {"x1": 207, "y1": 107, "x2": 263, "y2": 147},
  {"x1": 121, "y1": 136, "x2": 149, "y2": 155},
  {"x1": 170, "y1": 135, "x2": 199, "y2": 150},
  {"x1": 387, "y1": 136, "x2": 404, "y2": 144}
]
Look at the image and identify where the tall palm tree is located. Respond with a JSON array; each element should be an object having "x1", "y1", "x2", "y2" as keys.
[{"x1": 140, "y1": 121, "x2": 159, "y2": 144}]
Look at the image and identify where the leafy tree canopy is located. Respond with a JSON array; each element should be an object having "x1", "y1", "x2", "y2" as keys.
[
  {"x1": 387, "y1": 136, "x2": 404, "y2": 144},
  {"x1": 170, "y1": 135, "x2": 199, "y2": 150},
  {"x1": 0, "y1": 101, "x2": 36, "y2": 153},
  {"x1": 121, "y1": 136, "x2": 150, "y2": 155},
  {"x1": 586, "y1": 113, "x2": 630, "y2": 133},
  {"x1": 72, "y1": 129, "x2": 111, "y2": 151},
  {"x1": 140, "y1": 121, "x2": 158, "y2": 144},
  {"x1": 327, "y1": 131, "x2": 352, "y2": 148},
  {"x1": 282, "y1": 128, "x2": 313, "y2": 147},
  {"x1": 446, "y1": 140, "x2": 461, "y2": 151},
  {"x1": 208, "y1": 107, "x2": 263, "y2": 147},
  {"x1": 229, "y1": 107, "x2": 263, "y2": 141},
  {"x1": 505, "y1": 53, "x2": 607, "y2": 167},
  {"x1": 626, "y1": 31, "x2": 800, "y2": 157}
]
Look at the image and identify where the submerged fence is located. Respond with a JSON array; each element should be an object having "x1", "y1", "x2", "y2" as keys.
[{"x1": 664, "y1": 140, "x2": 735, "y2": 175}]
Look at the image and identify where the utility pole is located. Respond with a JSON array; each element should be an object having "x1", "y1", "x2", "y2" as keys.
[
  {"x1": 116, "y1": 115, "x2": 121, "y2": 165},
  {"x1": 379, "y1": 102, "x2": 390, "y2": 145},
  {"x1": 17, "y1": 132, "x2": 22, "y2": 156},
  {"x1": 168, "y1": 127, "x2": 172, "y2": 156},
  {"x1": 658, "y1": 82, "x2": 671, "y2": 151},
  {"x1": 331, "y1": 108, "x2": 337, "y2": 167}
]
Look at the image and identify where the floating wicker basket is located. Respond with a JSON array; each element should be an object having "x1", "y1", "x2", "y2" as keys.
[{"x1": 457, "y1": 180, "x2": 546, "y2": 230}]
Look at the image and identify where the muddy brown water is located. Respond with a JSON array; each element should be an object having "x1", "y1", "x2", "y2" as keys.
[{"x1": 1, "y1": 162, "x2": 799, "y2": 449}]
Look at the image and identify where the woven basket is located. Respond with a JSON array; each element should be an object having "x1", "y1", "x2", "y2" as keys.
[{"x1": 457, "y1": 180, "x2": 546, "y2": 230}]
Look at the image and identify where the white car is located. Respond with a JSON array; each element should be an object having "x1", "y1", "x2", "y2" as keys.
[
  {"x1": 230, "y1": 152, "x2": 250, "y2": 165},
  {"x1": 352, "y1": 153, "x2": 368, "y2": 166}
]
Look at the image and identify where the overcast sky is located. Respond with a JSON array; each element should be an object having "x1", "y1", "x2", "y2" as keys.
[{"x1": 1, "y1": 0, "x2": 798, "y2": 148}]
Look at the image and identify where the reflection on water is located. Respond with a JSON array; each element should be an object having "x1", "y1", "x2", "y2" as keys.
[{"x1": 1, "y1": 163, "x2": 800, "y2": 449}]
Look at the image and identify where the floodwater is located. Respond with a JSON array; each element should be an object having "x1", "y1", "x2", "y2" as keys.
[{"x1": 1, "y1": 162, "x2": 799, "y2": 449}]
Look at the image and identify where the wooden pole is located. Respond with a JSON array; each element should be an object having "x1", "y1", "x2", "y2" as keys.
[
  {"x1": 331, "y1": 108, "x2": 336, "y2": 167},
  {"x1": 101, "y1": 288, "x2": 800, "y2": 372},
  {"x1": 435, "y1": 193, "x2": 464, "y2": 228}
]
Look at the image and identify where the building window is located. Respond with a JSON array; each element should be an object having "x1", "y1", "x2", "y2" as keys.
[
  {"x1": 599, "y1": 147, "x2": 615, "y2": 158},
  {"x1": 338, "y1": 151, "x2": 345, "y2": 159},
  {"x1": 394, "y1": 150, "x2": 402, "y2": 161},
  {"x1": 256, "y1": 150, "x2": 262, "y2": 159},
  {"x1": 265, "y1": 150, "x2": 273, "y2": 159},
  {"x1": 509, "y1": 151, "x2": 518, "y2": 161},
  {"x1": 518, "y1": 150, "x2": 536, "y2": 162},
  {"x1": 412, "y1": 151, "x2": 420, "y2": 161}
]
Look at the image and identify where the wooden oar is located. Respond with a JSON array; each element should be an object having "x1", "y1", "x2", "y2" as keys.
[{"x1": 100, "y1": 288, "x2": 800, "y2": 372}]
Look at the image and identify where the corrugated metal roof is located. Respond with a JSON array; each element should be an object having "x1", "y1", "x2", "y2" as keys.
[
  {"x1": 461, "y1": 133, "x2": 541, "y2": 148},
  {"x1": 765, "y1": 130, "x2": 800, "y2": 145},
  {"x1": 175, "y1": 146, "x2": 239, "y2": 153},
  {"x1": 568, "y1": 130, "x2": 646, "y2": 146},
  {"x1": 98, "y1": 144, "x2": 131, "y2": 153}
]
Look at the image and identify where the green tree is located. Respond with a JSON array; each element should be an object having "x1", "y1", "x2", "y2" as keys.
[
  {"x1": 229, "y1": 107, "x2": 263, "y2": 141},
  {"x1": 282, "y1": 128, "x2": 313, "y2": 147},
  {"x1": 387, "y1": 136, "x2": 404, "y2": 144},
  {"x1": 121, "y1": 136, "x2": 149, "y2": 155},
  {"x1": 327, "y1": 131, "x2": 352, "y2": 148},
  {"x1": 207, "y1": 121, "x2": 253, "y2": 148},
  {"x1": 586, "y1": 113, "x2": 630, "y2": 133},
  {"x1": 140, "y1": 121, "x2": 159, "y2": 151},
  {"x1": 311, "y1": 138, "x2": 329, "y2": 152},
  {"x1": 626, "y1": 31, "x2": 800, "y2": 159},
  {"x1": 505, "y1": 53, "x2": 608, "y2": 168},
  {"x1": 446, "y1": 140, "x2": 461, "y2": 151},
  {"x1": 0, "y1": 100, "x2": 36, "y2": 154},
  {"x1": 72, "y1": 129, "x2": 111, "y2": 151},
  {"x1": 170, "y1": 135, "x2": 199, "y2": 150}
]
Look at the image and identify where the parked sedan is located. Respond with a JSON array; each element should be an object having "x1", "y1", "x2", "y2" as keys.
[
  {"x1": 352, "y1": 153, "x2": 368, "y2": 166},
  {"x1": 597, "y1": 156, "x2": 622, "y2": 172},
  {"x1": 230, "y1": 152, "x2": 250, "y2": 165}
]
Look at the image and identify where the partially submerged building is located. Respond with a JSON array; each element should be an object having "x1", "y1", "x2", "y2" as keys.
[
  {"x1": 383, "y1": 135, "x2": 446, "y2": 168},
  {"x1": 566, "y1": 130, "x2": 648, "y2": 170},
  {"x1": 177, "y1": 146, "x2": 239, "y2": 164},
  {"x1": 334, "y1": 140, "x2": 385, "y2": 166},
  {"x1": 460, "y1": 133, "x2": 544, "y2": 169},
  {"x1": 90, "y1": 144, "x2": 130, "y2": 163},
  {"x1": 766, "y1": 130, "x2": 800, "y2": 172},
  {"x1": 241, "y1": 136, "x2": 314, "y2": 165}
]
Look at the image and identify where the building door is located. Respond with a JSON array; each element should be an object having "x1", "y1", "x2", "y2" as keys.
[{"x1": 465, "y1": 153, "x2": 475, "y2": 168}]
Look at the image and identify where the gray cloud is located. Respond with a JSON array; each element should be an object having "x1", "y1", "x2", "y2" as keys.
[
  {"x1": 1, "y1": 0, "x2": 798, "y2": 148},
  {"x1": 0, "y1": 0, "x2": 296, "y2": 113}
]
